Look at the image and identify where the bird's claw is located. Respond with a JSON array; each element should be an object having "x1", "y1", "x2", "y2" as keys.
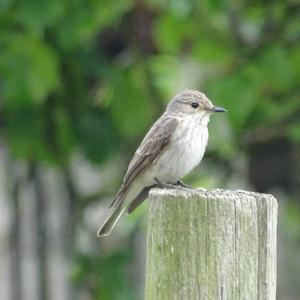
[
  {"x1": 154, "y1": 177, "x2": 164, "y2": 188},
  {"x1": 154, "y1": 177, "x2": 194, "y2": 190},
  {"x1": 154, "y1": 177, "x2": 180, "y2": 189},
  {"x1": 175, "y1": 179, "x2": 193, "y2": 188}
]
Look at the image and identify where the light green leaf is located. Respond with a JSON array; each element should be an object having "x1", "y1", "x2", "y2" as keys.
[
  {"x1": 56, "y1": 0, "x2": 134, "y2": 48},
  {"x1": 1, "y1": 34, "x2": 60, "y2": 105},
  {"x1": 104, "y1": 65, "x2": 155, "y2": 139},
  {"x1": 14, "y1": 0, "x2": 65, "y2": 34}
]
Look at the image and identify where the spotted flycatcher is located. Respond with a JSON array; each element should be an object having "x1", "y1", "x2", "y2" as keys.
[{"x1": 97, "y1": 90, "x2": 226, "y2": 236}]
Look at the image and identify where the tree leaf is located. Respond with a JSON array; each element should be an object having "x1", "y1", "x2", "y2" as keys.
[{"x1": 0, "y1": 33, "x2": 60, "y2": 105}]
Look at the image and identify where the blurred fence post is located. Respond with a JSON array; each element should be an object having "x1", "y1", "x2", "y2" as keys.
[{"x1": 145, "y1": 188, "x2": 277, "y2": 300}]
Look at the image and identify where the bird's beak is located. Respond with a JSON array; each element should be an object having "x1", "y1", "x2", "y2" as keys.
[{"x1": 210, "y1": 106, "x2": 226, "y2": 113}]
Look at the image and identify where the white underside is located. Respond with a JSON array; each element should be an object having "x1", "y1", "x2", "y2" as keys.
[
  {"x1": 134, "y1": 113, "x2": 209, "y2": 191},
  {"x1": 147, "y1": 116, "x2": 208, "y2": 183}
]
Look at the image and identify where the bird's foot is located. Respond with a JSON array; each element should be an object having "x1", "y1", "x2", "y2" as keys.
[
  {"x1": 154, "y1": 177, "x2": 164, "y2": 188},
  {"x1": 154, "y1": 177, "x2": 178, "y2": 189},
  {"x1": 174, "y1": 179, "x2": 193, "y2": 189},
  {"x1": 175, "y1": 180, "x2": 208, "y2": 191}
]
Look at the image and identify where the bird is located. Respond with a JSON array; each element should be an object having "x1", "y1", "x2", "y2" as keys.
[{"x1": 97, "y1": 89, "x2": 226, "y2": 237}]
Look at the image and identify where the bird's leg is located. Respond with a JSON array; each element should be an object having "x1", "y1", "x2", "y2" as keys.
[
  {"x1": 175, "y1": 180, "x2": 206, "y2": 191},
  {"x1": 175, "y1": 179, "x2": 193, "y2": 189},
  {"x1": 154, "y1": 177, "x2": 177, "y2": 189},
  {"x1": 154, "y1": 177, "x2": 207, "y2": 192},
  {"x1": 154, "y1": 177, "x2": 165, "y2": 188}
]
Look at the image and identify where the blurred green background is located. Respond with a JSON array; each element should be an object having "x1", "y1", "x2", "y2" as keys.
[{"x1": 0, "y1": 0, "x2": 300, "y2": 299}]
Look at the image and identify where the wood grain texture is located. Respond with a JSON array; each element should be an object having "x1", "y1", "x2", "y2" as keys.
[{"x1": 145, "y1": 188, "x2": 277, "y2": 300}]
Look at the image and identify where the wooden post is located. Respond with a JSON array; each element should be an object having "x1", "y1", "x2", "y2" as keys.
[{"x1": 145, "y1": 188, "x2": 277, "y2": 300}]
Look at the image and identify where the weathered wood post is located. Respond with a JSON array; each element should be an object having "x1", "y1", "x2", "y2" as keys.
[{"x1": 145, "y1": 188, "x2": 277, "y2": 300}]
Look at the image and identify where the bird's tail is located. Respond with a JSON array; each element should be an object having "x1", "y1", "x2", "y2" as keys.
[
  {"x1": 97, "y1": 185, "x2": 130, "y2": 237},
  {"x1": 97, "y1": 202, "x2": 125, "y2": 237}
]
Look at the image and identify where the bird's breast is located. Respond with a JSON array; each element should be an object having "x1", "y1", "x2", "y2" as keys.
[{"x1": 150, "y1": 120, "x2": 209, "y2": 182}]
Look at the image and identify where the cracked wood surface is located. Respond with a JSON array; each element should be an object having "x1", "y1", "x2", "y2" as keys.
[{"x1": 145, "y1": 188, "x2": 277, "y2": 300}]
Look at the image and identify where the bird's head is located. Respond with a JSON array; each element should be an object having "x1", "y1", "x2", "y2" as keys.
[{"x1": 166, "y1": 89, "x2": 226, "y2": 125}]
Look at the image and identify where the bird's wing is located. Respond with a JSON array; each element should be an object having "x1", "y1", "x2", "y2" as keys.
[{"x1": 110, "y1": 116, "x2": 178, "y2": 208}]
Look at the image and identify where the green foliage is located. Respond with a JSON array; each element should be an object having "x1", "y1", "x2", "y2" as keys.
[
  {"x1": 14, "y1": 0, "x2": 65, "y2": 34},
  {"x1": 72, "y1": 250, "x2": 137, "y2": 300},
  {"x1": 5, "y1": 104, "x2": 54, "y2": 161},
  {"x1": 55, "y1": 0, "x2": 134, "y2": 49},
  {"x1": 2, "y1": 0, "x2": 300, "y2": 164},
  {"x1": 1, "y1": 33, "x2": 59, "y2": 105},
  {"x1": 77, "y1": 108, "x2": 120, "y2": 163},
  {"x1": 103, "y1": 65, "x2": 155, "y2": 138}
]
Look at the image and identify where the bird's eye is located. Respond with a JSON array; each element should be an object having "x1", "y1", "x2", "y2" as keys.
[{"x1": 191, "y1": 102, "x2": 199, "y2": 109}]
